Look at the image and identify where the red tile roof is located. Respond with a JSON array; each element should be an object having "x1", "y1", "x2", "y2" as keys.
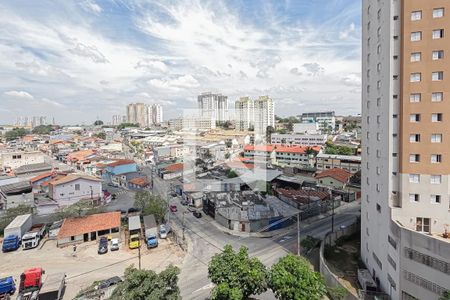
[
  {"x1": 49, "y1": 174, "x2": 102, "y2": 186},
  {"x1": 129, "y1": 177, "x2": 149, "y2": 186},
  {"x1": 30, "y1": 171, "x2": 55, "y2": 183},
  {"x1": 315, "y1": 168, "x2": 352, "y2": 183},
  {"x1": 243, "y1": 145, "x2": 275, "y2": 152},
  {"x1": 164, "y1": 163, "x2": 184, "y2": 173},
  {"x1": 106, "y1": 159, "x2": 136, "y2": 167},
  {"x1": 276, "y1": 188, "x2": 329, "y2": 202},
  {"x1": 58, "y1": 212, "x2": 121, "y2": 239}
]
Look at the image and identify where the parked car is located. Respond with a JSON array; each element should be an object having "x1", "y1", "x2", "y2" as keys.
[
  {"x1": 169, "y1": 205, "x2": 177, "y2": 212},
  {"x1": 159, "y1": 224, "x2": 170, "y2": 239},
  {"x1": 193, "y1": 211, "x2": 202, "y2": 218},
  {"x1": 0, "y1": 276, "x2": 16, "y2": 296},
  {"x1": 180, "y1": 200, "x2": 189, "y2": 206},
  {"x1": 111, "y1": 193, "x2": 117, "y2": 200},
  {"x1": 110, "y1": 238, "x2": 120, "y2": 251},
  {"x1": 97, "y1": 276, "x2": 122, "y2": 290},
  {"x1": 127, "y1": 208, "x2": 140, "y2": 214},
  {"x1": 98, "y1": 237, "x2": 108, "y2": 254},
  {"x1": 170, "y1": 192, "x2": 178, "y2": 197}
]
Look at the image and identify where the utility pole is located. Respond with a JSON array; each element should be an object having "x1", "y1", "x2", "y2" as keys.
[
  {"x1": 297, "y1": 212, "x2": 301, "y2": 256},
  {"x1": 182, "y1": 212, "x2": 186, "y2": 241},
  {"x1": 138, "y1": 241, "x2": 141, "y2": 270},
  {"x1": 331, "y1": 196, "x2": 335, "y2": 233}
]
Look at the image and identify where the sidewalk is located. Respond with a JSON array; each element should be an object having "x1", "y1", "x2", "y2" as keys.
[{"x1": 208, "y1": 200, "x2": 361, "y2": 239}]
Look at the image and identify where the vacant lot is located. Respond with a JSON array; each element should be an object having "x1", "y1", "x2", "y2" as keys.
[{"x1": 0, "y1": 234, "x2": 184, "y2": 299}]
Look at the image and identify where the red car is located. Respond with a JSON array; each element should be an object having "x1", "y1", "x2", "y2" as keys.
[{"x1": 170, "y1": 205, "x2": 177, "y2": 212}]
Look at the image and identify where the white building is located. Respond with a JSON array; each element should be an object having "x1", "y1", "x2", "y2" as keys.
[
  {"x1": 169, "y1": 115, "x2": 216, "y2": 131},
  {"x1": 234, "y1": 96, "x2": 275, "y2": 136},
  {"x1": 0, "y1": 151, "x2": 45, "y2": 171},
  {"x1": 198, "y1": 92, "x2": 228, "y2": 123},
  {"x1": 270, "y1": 133, "x2": 327, "y2": 146},
  {"x1": 293, "y1": 122, "x2": 319, "y2": 134},
  {"x1": 362, "y1": 1, "x2": 450, "y2": 299},
  {"x1": 235, "y1": 97, "x2": 254, "y2": 131},
  {"x1": 48, "y1": 174, "x2": 103, "y2": 207},
  {"x1": 127, "y1": 103, "x2": 148, "y2": 127},
  {"x1": 299, "y1": 111, "x2": 335, "y2": 133}
]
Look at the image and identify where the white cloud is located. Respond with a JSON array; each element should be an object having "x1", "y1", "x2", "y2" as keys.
[
  {"x1": 149, "y1": 74, "x2": 200, "y2": 90},
  {"x1": 80, "y1": 0, "x2": 102, "y2": 15},
  {"x1": 341, "y1": 73, "x2": 361, "y2": 87},
  {"x1": 41, "y1": 97, "x2": 64, "y2": 107},
  {"x1": 68, "y1": 43, "x2": 109, "y2": 63},
  {"x1": 4, "y1": 90, "x2": 34, "y2": 99}
]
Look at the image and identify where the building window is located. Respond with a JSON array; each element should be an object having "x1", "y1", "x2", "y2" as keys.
[
  {"x1": 410, "y1": 73, "x2": 421, "y2": 82},
  {"x1": 377, "y1": 44, "x2": 381, "y2": 54},
  {"x1": 431, "y1": 134, "x2": 442, "y2": 143},
  {"x1": 431, "y1": 113, "x2": 443, "y2": 122},
  {"x1": 430, "y1": 175, "x2": 442, "y2": 184},
  {"x1": 432, "y1": 92, "x2": 443, "y2": 102},
  {"x1": 430, "y1": 195, "x2": 441, "y2": 204},
  {"x1": 409, "y1": 174, "x2": 420, "y2": 183},
  {"x1": 410, "y1": 93, "x2": 421, "y2": 103},
  {"x1": 388, "y1": 255, "x2": 397, "y2": 270},
  {"x1": 433, "y1": 8, "x2": 444, "y2": 19},
  {"x1": 410, "y1": 114, "x2": 420, "y2": 122},
  {"x1": 432, "y1": 71, "x2": 444, "y2": 81},
  {"x1": 410, "y1": 52, "x2": 421, "y2": 62},
  {"x1": 431, "y1": 154, "x2": 442, "y2": 163},
  {"x1": 377, "y1": 63, "x2": 381, "y2": 72},
  {"x1": 376, "y1": 203, "x2": 381, "y2": 213},
  {"x1": 388, "y1": 235, "x2": 397, "y2": 249},
  {"x1": 75, "y1": 184, "x2": 80, "y2": 191},
  {"x1": 411, "y1": 11, "x2": 422, "y2": 21},
  {"x1": 409, "y1": 134, "x2": 420, "y2": 143},
  {"x1": 409, "y1": 154, "x2": 420, "y2": 163},
  {"x1": 411, "y1": 31, "x2": 422, "y2": 41},
  {"x1": 432, "y1": 50, "x2": 444, "y2": 60},
  {"x1": 409, "y1": 194, "x2": 419, "y2": 202},
  {"x1": 432, "y1": 29, "x2": 444, "y2": 39},
  {"x1": 372, "y1": 252, "x2": 382, "y2": 269},
  {"x1": 416, "y1": 217, "x2": 430, "y2": 233}
]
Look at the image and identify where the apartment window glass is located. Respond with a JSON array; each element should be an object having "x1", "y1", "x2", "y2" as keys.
[
  {"x1": 410, "y1": 134, "x2": 420, "y2": 143},
  {"x1": 377, "y1": 63, "x2": 381, "y2": 72},
  {"x1": 409, "y1": 194, "x2": 419, "y2": 202},
  {"x1": 433, "y1": 8, "x2": 444, "y2": 18},
  {"x1": 377, "y1": 80, "x2": 381, "y2": 89},
  {"x1": 410, "y1": 93, "x2": 421, "y2": 103},
  {"x1": 432, "y1": 71, "x2": 444, "y2": 81},
  {"x1": 411, "y1": 11, "x2": 422, "y2": 21},
  {"x1": 75, "y1": 184, "x2": 80, "y2": 191},
  {"x1": 416, "y1": 217, "x2": 430, "y2": 233},
  {"x1": 410, "y1": 73, "x2": 421, "y2": 82},
  {"x1": 430, "y1": 195, "x2": 441, "y2": 204},
  {"x1": 431, "y1": 175, "x2": 442, "y2": 184},
  {"x1": 377, "y1": 45, "x2": 381, "y2": 54},
  {"x1": 431, "y1": 154, "x2": 442, "y2": 163},
  {"x1": 410, "y1": 52, "x2": 421, "y2": 62},
  {"x1": 409, "y1": 174, "x2": 420, "y2": 183},
  {"x1": 409, "y1": 154, "x2": 420, "y2": 163},
  {"x1": 410, "y1": 114, "x2": 420, "y2": 122},
  {"x1": 432, "y1": 29, "x2": 444, "y2": 39},
  {"x1": 432, "y1": 92, "x2": 443, "y2": 102},
  {"x1": 411, "y1": 31, "x2": 422, "y2": 41},
  {"x1": 431, "y1": 134, "x2": 442, "y2": 143},
  {"x1": 432, "y1": 50, "x2": 444, "y2": 60},
  {"x1": 431, "y1": 113, "x2": 443, "y2": 122}
]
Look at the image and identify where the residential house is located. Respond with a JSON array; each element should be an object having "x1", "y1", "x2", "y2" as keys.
[
  {"x1": 315, "y1": 153, "x2": 361, "y2": 173},
  {"x1": 315, "y1": 168, "x2": 352, "y2": 189},
  {"x1": 128, "y1": 177, "x2": 150, "y2": 190},
  {"x1": 102, "y1": 159, "x2": 138, "y2": 182},
  {"x1": 0, "y1": 151, "x2": 45, "y2": 172},
  {"x1": 57, "y1": 211, "x2": 121, "y2": 247},
  {"x1": 48, "y1": 174, "x2": 103, "y2": 207}
]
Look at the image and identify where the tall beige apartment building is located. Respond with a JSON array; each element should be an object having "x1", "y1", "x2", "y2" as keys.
[{"x1": 362, "y1": 1, "x2": 450, "y2": 299}]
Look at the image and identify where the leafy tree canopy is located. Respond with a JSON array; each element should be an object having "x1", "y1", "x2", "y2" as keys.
[
  {"x1": 0, "y1": 204, "x2": 33, "y2": 235},
  {"x1": 94, "y1": 120, "x2": 104, "y2": 126},
  {"x1": 118, "y1": 123, "x2": 139, "y2": 130},
  {"x1": 4, "y1": 128, "x2": 28, "y2": 141},
  {"x1": 32, "y1": 125, "x2": 54, "y2": 135},
  {"x1": 134, "y1": 191, "x2": 167, "y2": 224},
  {"x1": 269, "y1": 254, "x2": 327, "y2": 300},
  {"x1": 208, "y1": 245, "x2": 268, "y2": 299},
  {"x1": 324, "y1": 141, "x2": 355, "y2": 156},
  {"x1": 111, "y1": 265, "x2": 180, "y2": 300}
]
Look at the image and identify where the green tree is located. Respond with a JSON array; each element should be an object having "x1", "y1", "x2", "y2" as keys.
[
  {"x1": 4, "y1": 128, "x2": 28, "y2": 141},
  {"x1": 266, "y1": 125, "x2": 275, "y2": 141},
  {"x1": 211, "y1": 283, "x2": 243, "y2": 300},
  {"x1": 111, "y1": 265, "x2": 180, "y2": 300},
  {"x1": 134, "y1": 191, "x2": 167, "y2": 224},
  {"x1": 0, "y1": 204, "x2": 33, "y2": 235},
  {"x1": 208, "y1": 245, "x2": 268, "y2": 299},
  {"x1": 93, "y1": 132, "x2": 106, "y2": 139},
  {"x1": 305, "y1": 147, "x2": 318, "y2": 156},
  {"x1": 269, "y1": 254, "x2": 326, "y2": 300},
  {"x1": 227, "y1": 170, "x2": 238, "y2": 178},
  {"x1": 94, "y1": 120, "x2": 104, "y2": 126},
  {"x1": 118, "y1": 123, "x2": 139, "y2": 130},
  {"x1": 32, "y1": 125, "x2": 54, "y2": 135}
]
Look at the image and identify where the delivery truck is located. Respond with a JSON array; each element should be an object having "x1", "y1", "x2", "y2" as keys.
[
  {"x1": 2, "y1": 214, "x2": 32, "y2": 252},
  {"x1": 128, "y1": 216, "x2": 141, "y2": 249},
  {"x1": 143, "y1": 215, "x2": 158, "y2": 248}
]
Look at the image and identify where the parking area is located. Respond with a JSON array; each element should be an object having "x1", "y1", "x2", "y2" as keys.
[{"x1": 0, "y1": 234, "x2": 185, "y2": 299}]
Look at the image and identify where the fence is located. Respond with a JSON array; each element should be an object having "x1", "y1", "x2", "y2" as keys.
[{"x1": 319, "y1": 222, "x2": 359, "y2": 300}]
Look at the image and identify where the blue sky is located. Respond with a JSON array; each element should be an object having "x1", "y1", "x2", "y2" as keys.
[{"x1": 0, "y1": 0, "x2": 361, "y2": 124}]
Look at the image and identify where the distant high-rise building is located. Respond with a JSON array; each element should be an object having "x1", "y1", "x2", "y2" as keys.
[
  {"x1": 234, "y1": 96, "x2": 275, "y2": 135},
  {"x1": 16, "y1": 116, "x2": 49, "y2": 127},
  {"x1": 362, "y1": 1, "x2": 450, "y2": 299},
  {"x1": 127, "y1": 103, "x2": 148, "y2": 127},
  {"x1": 112, "y1": 115, "x2": 124, "y2": 126},
  {"x1": 235, "y1": 97, "x2": 254, "y2": 131},
  {"x1": 198, "y1": 92, "x2": 228, "y2": 123},
  {"x1": 253, "y1": 96, "x2": 275, "y2": 135},
  {"x1": 298, "y1": 111, "x2": 335, "y2": 133},
  {"x1": 148, "y1": 104, "x2": 163, "y2": 125}
]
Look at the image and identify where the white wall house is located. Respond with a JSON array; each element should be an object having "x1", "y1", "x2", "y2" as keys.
[
  {"x1": 271, "y1": 133, "x2": 327, "y2": 146},
  {"x1": 48, "y1": 175, "x2": 103, "y2": 207},
  {"x1": 0, "y1": 151, "x2": 45, "y2": 171}
]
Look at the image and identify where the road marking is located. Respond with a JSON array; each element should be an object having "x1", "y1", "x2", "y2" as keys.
[{"x1": 192, "y1": 283, "x2": 214, "y2": 294}]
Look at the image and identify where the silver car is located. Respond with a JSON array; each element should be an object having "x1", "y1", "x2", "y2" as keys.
[{"x1": 110, "y1": 238, "x2": 120, "y2": 251}]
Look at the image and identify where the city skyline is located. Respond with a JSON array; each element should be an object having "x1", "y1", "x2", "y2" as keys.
[{"x1": 0, "y1": 0, "x2": 361, "y2": 124}]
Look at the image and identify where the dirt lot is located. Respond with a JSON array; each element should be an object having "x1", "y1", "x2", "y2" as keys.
[{"x1": 0, "y1": 234, "x2": 185, "y2": 299}]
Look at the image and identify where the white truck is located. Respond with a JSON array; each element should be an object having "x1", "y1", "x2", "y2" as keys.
[
  {"x1": 143, "y1": 215, "x2": 158, "y2": 248},
  {"x1": 4, "y1": 214, "x2": 32, "y2": 239},
  {"x1": 22, "y1": 224, "x2": 46, "y2": 250}
]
